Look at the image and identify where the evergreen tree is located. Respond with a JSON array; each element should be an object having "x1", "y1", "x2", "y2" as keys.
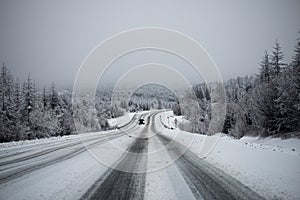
[
  {"x1": 42, "y1": 86, "x2": 47, "y2": 109},
  {"x1": 23, "y1": 74, "x2": 34, "y2": 123},
  {"x1": 270, "y1": 40, "x2": 285, "y2": 77},
  {"x1": 259, "y1": 51, "x2": 270, "y2": 82},
  {"x1": 50, "y1": 82, "x2": 59, "y2": 110},
  {"x1": 1, "y1": 63, "x2": 8, "y2": 111},
  {"x1": 291, "y1": 37, "x2": 300, "y2": 93}
]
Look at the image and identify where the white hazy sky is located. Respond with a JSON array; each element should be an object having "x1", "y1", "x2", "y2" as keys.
[{"x1": 0, "y1": 0, "x2": 299, "y2": 88}]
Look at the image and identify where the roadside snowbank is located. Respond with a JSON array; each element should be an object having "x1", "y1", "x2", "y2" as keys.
[
  {"x1": 0, "y1": 112, "x2": 137, "y2": 150},
  {"x1": 157, "y1": 112, "x2": 300, "y2": 199},
  {"x1": 107, "y1": 112, "x2": 136, "y2": 128},
  {"x1": 0, "y1": 132, "x2": 134, "y2": 200}
]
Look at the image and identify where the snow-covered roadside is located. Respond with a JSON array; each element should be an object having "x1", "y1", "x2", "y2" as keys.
[
  {"x1": 0, "y1": 130, "x2": 119, "y2": 161},
  {"x1": 107, "y1": 112, "x2": 136, "y2": 128},
  {"x1": 157, "y1": 110, "x2": 188, "y2": 130},
  {"x1": 0, "y1": 111, "x2": 138, "y2": 154},
  {"x1": 156, "y1": 111, "x2": 300, "y2": 199},
  {"x1": 0, "y1": 111, "x2": 137, "y2": 151},
  {"x1": 0, "y1": 134, "x2": 79, "y2": 150},
  {"x1": 0, "y1": 111, "x2": 150, "y2": 200},
  {"x1": 205, "y1": 134, "x2": 300, "y2": 199},
  {"x1": 0, "y1": 132, "x2": 135, "y2": 200}
]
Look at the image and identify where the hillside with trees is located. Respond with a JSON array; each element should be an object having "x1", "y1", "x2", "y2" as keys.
[
  {"x1": 177, "y1": 38, "x2": 300, "y2": 138},
  {"x1": 1, "y1": 37, "x2": 299, "y2": 142}
]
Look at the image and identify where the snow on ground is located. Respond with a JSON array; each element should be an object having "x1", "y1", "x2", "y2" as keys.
[
  {"x1": 107, "y1": 110, "x2": 152, "y2": 128},
  {"x1": 157, "y1": 110, "x2": 187, "y2": 130},
  {"x1": 157, "y1": 111, "x2": 300, "y2": 199},
  {"x1": 0, "y1": 111, "x2": 137, "y2": 152},
  {"x1": 205, "y1": 134, "x2": 300, "y2": 199},
  {"x1": 0, "y1": 111, "x2": 153, "y2": 200},
  {"x1": 145, "y1": 135, "x2": 196, "y2": 200},
  {"x1": 1, "y1": 110, "x2": 299, "y2": 199},
  {"x1": 0, "y1": 130, "x2": 118, "y2": 160},
  {"x1": 0, "y1": 134, "x2": 79, "y2": 150},
  {"x1": 0, "y1": 131, "x2": 135, "y2": 200},
  {"x1": 107, "y1": 112, "x2": 136, "y2": 128}
]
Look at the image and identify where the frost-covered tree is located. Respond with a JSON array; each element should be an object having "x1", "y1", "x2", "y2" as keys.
[
  {"x1": 246, "y1": 39, "x2": 299, "y2": 135},
  {"x1": 0, "y1": 66, "x2": 78, "y2": 142},
  {"x1": 42, "y1": 86, "x2": 47, "y2": 109},
  {"x1": 179, "y1": 89, "x2": 207, "y2": 133},
  {"x1": 0, "y1": 63, "x2": 16, "y2": 141},
  {"x1": 259, "y1": 51, "x2": 271, "y2": 82},
  {"x1": 50, "y1": 83, "x2": 59, "y2": 110},
  {"x1": 270, "y1": 40, "x2": 285, "y2": 77},
  {"x1": 73, "y1": 92, "x2": 101, "y2": 133},
  {"x1": 277, "y1": 38, "x2": 300, "y2": 132}
]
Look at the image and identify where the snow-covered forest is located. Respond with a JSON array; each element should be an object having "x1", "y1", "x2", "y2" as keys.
[
  {"x1": 0, "y1": 74, "x2": 126, "y2": 142},
  {"x1": 175, "y1": 38, "x2": 300, "y2": 138},
  {"x1": 1, "y1": 38, "x2": 299, "y2": 142},
  {"x1": 126, "y1": 84, "x2": 179, "y2": 112},
  {"x1": 0, "y1": 70, "x2": 75, "y2": 142}
]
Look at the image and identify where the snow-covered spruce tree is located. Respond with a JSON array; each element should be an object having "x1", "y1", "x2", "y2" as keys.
[
  {"x1": 250, "y1": 40, "x2": 291, "y2": 136},
  {"x1": 276, "y1": 38, "x2": 300, "y2": 132},
  {"x1": 95, "y1": 88, "x2": 115, "y2": 130},
  {"x1": 73, "y1": 91, "x2": 101, "y2": 133},
  {"x1": 251, "y1": 70, "x2": 279, "y2": 135},
  {"x1": 259, "y1": 51, "x2": 271, "y2": 82},
  {"x1": 28, "y1": 84, "x2": 76, "y2": 138},
  {"x1": 32, "y1": 84, "x2": 60, "y2": 138},
  {"x1": 172, "y1": 101, "x2": 181, "y2": 116},
  {"x1": 222, "y1": 76, "x2": 255, "y2": 137},
  {"x1": 12, "y1": 79, "x2": 25, "y2": 140},
  {"x1": 0, "y1": 63, "x2": 9, "y2": 111},
  {"x1": 29, "y1": 103, "x2": 61, "y2": 138},
  {"x1": 193, "y1": 84, "x2": 204, "y2": 100},
  {"x1": 0, "y1": 66, "x2": 78, "y2": 142},
  {"x1": 0, "y1": 63, "x2": 17, "y2": 142},
  {"x1": 58, "y1": 92, "x2": 75, "y2": 136},
  {"x1": 270, "y1": 40, "x2": 286, "y2": 78},
  {"x1": 291, "y1": 38, "x2": 300, "y2": 124},
  {"x1": 19, "y1": 74, "x2": 35, "y2": 139},
  {"x1": 180, "y1": 88, "x2": 207, "y2": 133},
  {"x1": 50, "y1": 82, "x2": 59, "y2": 111}
]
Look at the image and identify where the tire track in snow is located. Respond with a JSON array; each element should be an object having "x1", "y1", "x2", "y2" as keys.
[
  {"x1": 80, "y1": 112, "x2": 159, "y2": 200},
  {"x1": 0, "y1": 111, "x2": 145, "y2": 169},
  {"x1": 156, "y1": 133, "x2": 265, "y2": 200},
  {"x1": 0, "y1": 113, "x2": 149, "y2": 185},
  {"x1": 0, "y1": 133, "x2": 123, "y2": 185},
  {"x1": 0, "y1": 112, "x2": 142, "y2": 163}
]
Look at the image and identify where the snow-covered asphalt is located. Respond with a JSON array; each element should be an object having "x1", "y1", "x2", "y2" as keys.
[{"x1": 0, "y1": 111, "x2": 264, "y2": 200}]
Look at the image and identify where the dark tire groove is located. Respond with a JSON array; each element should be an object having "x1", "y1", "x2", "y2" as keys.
[
  {"x1": 0, "y1": 133, "x2": 125, "y2": 185},
  {"x1": 80, "y1": 114, "x2": 154, "y2": 200},
  {"x1": 157, "y1": 134, "x2": 265, "y2": 200},
  {"x1": 0, "y1": 112, "x2": 141, "y2": 165}
]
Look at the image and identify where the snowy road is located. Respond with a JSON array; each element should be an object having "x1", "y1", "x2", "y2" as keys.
[{"x1": 0, "y1": 111, "x2": 264, "y2": 200}]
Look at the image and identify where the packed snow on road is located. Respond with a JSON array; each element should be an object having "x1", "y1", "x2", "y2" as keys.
[{"x1": 0, "y1": 110, "x2": 299, "y2": 200}]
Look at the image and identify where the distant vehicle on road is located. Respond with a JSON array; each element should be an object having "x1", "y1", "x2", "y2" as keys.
[{"x1": 138, "y1": 119, "x2": 145, "y2": 125}]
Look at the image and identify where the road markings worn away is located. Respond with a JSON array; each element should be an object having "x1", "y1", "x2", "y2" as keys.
[
  {"x1": 157, "y1": 133, "x2": 265, "y2": 200},
  {"x1": 0, "y1": 113, "x2": 149, "y2": 186},
  {"x1": 80, "y1": 114, "x2": 154, "y2": 200},
  {"x1": 0, "y1": 111, "x2": 267, "y2": 199}
]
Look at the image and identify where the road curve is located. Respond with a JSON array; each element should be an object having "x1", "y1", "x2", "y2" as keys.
[
  {"x1": 0, "y1": 112, "x2": 148, "y2": 186},
  {"x1": 80, "y1": 112, "x2": 158, "y2": 200},
  {"x1": 0, "y1": 111, "x2": 265, "y2": 200},
  {"x1": 81, "y1": 111, "x2": 264, "y2": 200}
]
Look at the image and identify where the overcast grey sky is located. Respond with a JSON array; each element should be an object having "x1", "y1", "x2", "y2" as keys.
[{"x1": 0, "y1": 0, "x2": 299, "y2": 88}]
